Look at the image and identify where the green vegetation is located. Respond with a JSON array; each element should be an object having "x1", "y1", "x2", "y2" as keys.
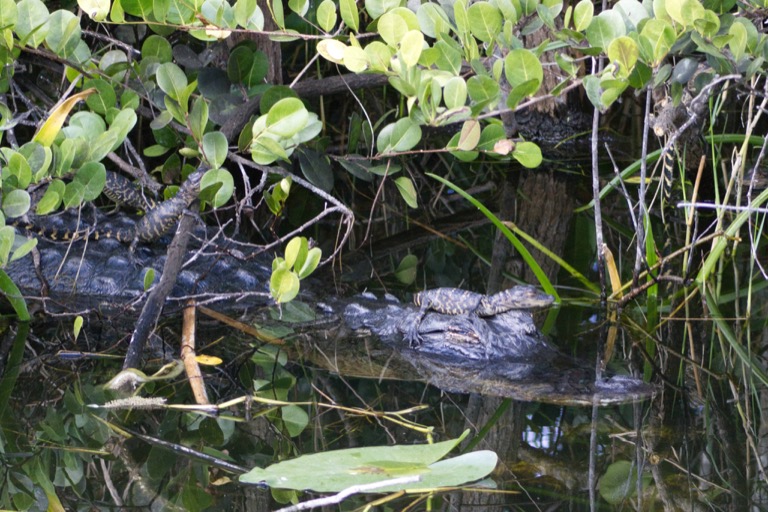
[{"x1": 0, "y1": 0, "x2": 766, "y2": 508}]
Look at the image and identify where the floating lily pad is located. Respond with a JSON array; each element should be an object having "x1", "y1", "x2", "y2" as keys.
[{"x1": 240, "y1": 430, "x2": 498, "y2": 492}]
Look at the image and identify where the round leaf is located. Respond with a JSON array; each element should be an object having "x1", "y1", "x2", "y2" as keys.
[
  {"x1": 467, "y1": 2, "x2": 502, "y2": 43},
  {"x1": 266, "y1": 98, "x2": 309, "y2": 138},
  {"x1": 156, "y1": 62, "x2": 188, "y2": 102},
  {"x1": 394, "y1": 176, "x2": 418, "y2": 208},
  {"x1": 2, "y1": 189, "x2": 30, "y2": 218},
  {"x1": 200, "y1": 168, "x2": 234, "y2": 207},
  {"x1": 270, "y1": 267, "x2": 301, "y2": 303},
  {"x1": 317, "y1": 0, "x2": 337, "y2": 32},
  {"x1": 399, "y1": 30, "x2": 424, "y2": 68},
  {"x1": 512, "y1": 141, "x2": 542, "y2": 168},
  {"x1": 202, "y1": 131, "x2": 228, "y2": 169},
  {"x1": 504, "y1": 49, "x2": 543, "y2": 90}
]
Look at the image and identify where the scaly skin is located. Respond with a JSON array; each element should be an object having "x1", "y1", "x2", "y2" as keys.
[
  {"x1": 407, "y1": 286, "x2": 553, "y2": 347},
  {"x1": 16, "y1": 167, "x2": 206, "y2": 245}
]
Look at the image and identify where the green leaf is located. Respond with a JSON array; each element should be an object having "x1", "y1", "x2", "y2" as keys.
[
  {"x1": 638, "y1": 19, "x2": 675, "y2": 66},
  {"x1": 377, "y1": 118, "x2": 422, "y2": 153},
  {"x1": 447, "y1": 131, "x2": 479, "y2": 161},
  {"x1": 141, "y1": 34, "x2": 173, "y2": 63},
  {"x1": 36, "y1": 180, "x2": 64, "y2": 214},
  {"x1": 0, "y1": 0, "x2": 18, "y2": 28},
  {"x1": 467, "y1": 2, "x2": 502, "y2": 43},
  {"x1": 189, "y1": 96, "x2": 209, "y2": 142},
  {"x1": 614, "y1": 0, "x2": 648, "y2": 30},
  {"x1": 144, "y1": 268, "x2": 156, "y2": 290},
  {"x1": 379, "y1": 10, "x2": 417, "y2": 47},
  {"x1": 284, "y1": 236, "x2": 308, "y2": 270},
  {"x1": 728, "y1": 21, "x2": 747, "y2": 61},
  {"x1": 512, "y1": 141, "x2": 542, "y2": 168},
  {"x1": 456, "y1": 120, "x2": 481, "y2": 151},
  {"x1": 270, "y1": 267, "x2": 301, "y2": 303},
  {"x1": 240, "y1": 431, "x2": 496, "y2": 493},
  {"x1": 417, "y1": 3, "x2": 452, "y2": 38},
  {"x1": 251, "y1": 136, "x2": 288, "y2": 165},
  {"x1": 0, "y1": 226, "x2": 13, "y2": 265},
  {"x1": 2, "y1": 189, "x2": 30, "y2": 218},
  {"x1": 83, "y1": 79, "x2": 116, "y2": 115},
  {"x1": 394, "y1": 253, "x2": 418, "y2": 284},
  {"x1": 288, "y1": 0, "x2": 309, "y2": 16},
  {"x1": 317, "y1": 39, "x2": 347, "y2": 64},
  {"x1": 266, "y1": 98, "x2": 309, "y2": 138},
  {"x1": 504, "y1": 49, "x2": 543, "y2": 90},
  {"x1": 365, "y1": 0, "x2": 400, "y2": 19},
  {"x1": 317, "y1": 0, "x2": 337, "y2": 32},
  {"x1": 73, "y1": 315, "x2": 83, "y2": 341},
  {"x1": 45, "y1": 9, "x2": 81, "y2": 58},
  {"x1": 467, "y1": 75, "x2": 500, "y2": 106},
  {"x1": 16, "y1": 0, "x2": 49, "y2": 48},
  {"x1": 199, "y1": 168, "x2": 234, "y2": 207},
  {"x1": 87, "y1": 131, "x2": 119, "y2": 162},
  {"x1": 394, "y1": 176, "x2": 418, "y2": 208},
  {"x1": 234, "y1": 0, "x2": 264, "y2": 30},
  {"x1": 343, "y1": 45, "x2": 368, "y2": 73},
  {"x1": 202, "y1": 131, "x2": 228, "y2": 168},
  {"x1": 10, "y1": 235, "x2": 36, "y2": 264},
  {"x1": 572, "y1": 0, "x2": 593, "y2": 30},
  {"x1": 297, "y1": 148, "x2": 334, "y2": 192},
  {"x1": 607, "y1": 36, "x2": 638, "y2": 78},
  {"x1": 399, "y1": 30, "x2": 424, "y2": 68},
  {"x1": 297, "y1": 247, "x2": 321, "y2": 279},
  {"x1": 339, "y1": 0, "x2": 359, "y2": 31},
  {"x1": 7, "y1": 152, "x2": 32, "y2": 189},
  {"x1": 585, "y1": 10, "x2": 625, "y2": 50},
  {"x1": 281, "y1": 405, "x2": 309, "y2": 437},
  {"x1": 598, "y1": 461, "x2": 650, "y2": 504},
  {"x1": 75, "y1": 162, "x2": 107, "y2": 201},
  {"x1": 443, "y1": 77, "x2": 467, "y2": 109},
  {"x1": 156, "y1": 62, "x2": 189, "y2": 103},
  {"x1": 0, "y1": 269, "x2": 29, "y2": 320}
]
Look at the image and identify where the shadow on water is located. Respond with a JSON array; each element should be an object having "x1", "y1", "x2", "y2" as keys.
[{"x1": 0, "y1": 292, "x2": 759, "y2": 510}]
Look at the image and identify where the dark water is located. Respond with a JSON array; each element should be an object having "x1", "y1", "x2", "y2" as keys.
[{"x1": 0, "y1": 292, "x2": 753, "y2": 511}]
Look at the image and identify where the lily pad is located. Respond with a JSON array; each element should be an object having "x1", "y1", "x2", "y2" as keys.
[{"x1": 240, "y1": 430, "x2": 497, "y2": 492}]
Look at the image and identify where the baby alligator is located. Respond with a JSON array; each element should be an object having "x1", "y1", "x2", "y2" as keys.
[
  {"x1": 407, "y1": 286, "x2": 553, "y2": 347},
  {"x1": 16, "y1": 167, "x2": 205, "y2": 246}
]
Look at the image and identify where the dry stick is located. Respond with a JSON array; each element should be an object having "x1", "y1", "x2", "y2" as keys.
[
  {"x1": 198, "y1": 305, "x2": 284, "y2": 345},
  {"x1": 590, "y1": 74, "x2": 606, "y2": 300},
  {"x1": 685, "y1": 156, "x2": 707, "y2": 400},
  {"x1": 123, "y1": 203, "x2": 198, "y2": 370},
  {"x1": 633, "y1": 86, "x2": 654, "y2": 285},
  {"x1": 181, "y1": 301, "x2": 209, "y2": 405}
]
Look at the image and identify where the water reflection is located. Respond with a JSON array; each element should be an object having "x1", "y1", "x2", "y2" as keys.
[{"x1": 0, "y1": 298, "x2": 758, "y2": 510}]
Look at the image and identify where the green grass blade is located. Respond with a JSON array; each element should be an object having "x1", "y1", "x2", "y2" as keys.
[
  {"x1": 704, "y1": 286, "x2": 768, "y2": 387},
  {"x1": 507, "y1": 221, "x2": 599, "y2": 293},
  {"x1": 427, "y1": 173, "x2": 558, "y2": 300},
  {"x1": 696, "y1": 186, "x2": 768, "y2": 285},
  {"x1": 0, "y1": 269, "x2": 29, "y2": 321}
]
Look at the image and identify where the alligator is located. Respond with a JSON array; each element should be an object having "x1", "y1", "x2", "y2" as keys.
[
  {"x1": 1, "y1": 172, "x2": 653, "y2": 405},
  {"x1": 408, "y1": 287, "x2": 553, "y2": 347},
  {"x1": 15, "y1": 167, "x2": 206, "y2": 246},
  {"x1": 279, "y1": 292, "x2": 653, "y2": 405}
]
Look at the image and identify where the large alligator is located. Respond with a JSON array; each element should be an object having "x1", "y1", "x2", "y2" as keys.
[{"x1": 2, "y1": 200, "x2": 654, "y2": 406}]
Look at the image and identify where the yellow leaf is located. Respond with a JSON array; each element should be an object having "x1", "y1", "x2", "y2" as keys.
[
  {"x1": 602, "y1": 244, "x2": 623, "y2": 299},
  {"x1": 33, "y1": 88, "x2": 97, "y2": 147},
  {"x1": 195, "y1": 354, "x2": 224, "y2": 366},
  {"x1": 78, "y1": 0, "x2": 110, "y2": 21}
]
